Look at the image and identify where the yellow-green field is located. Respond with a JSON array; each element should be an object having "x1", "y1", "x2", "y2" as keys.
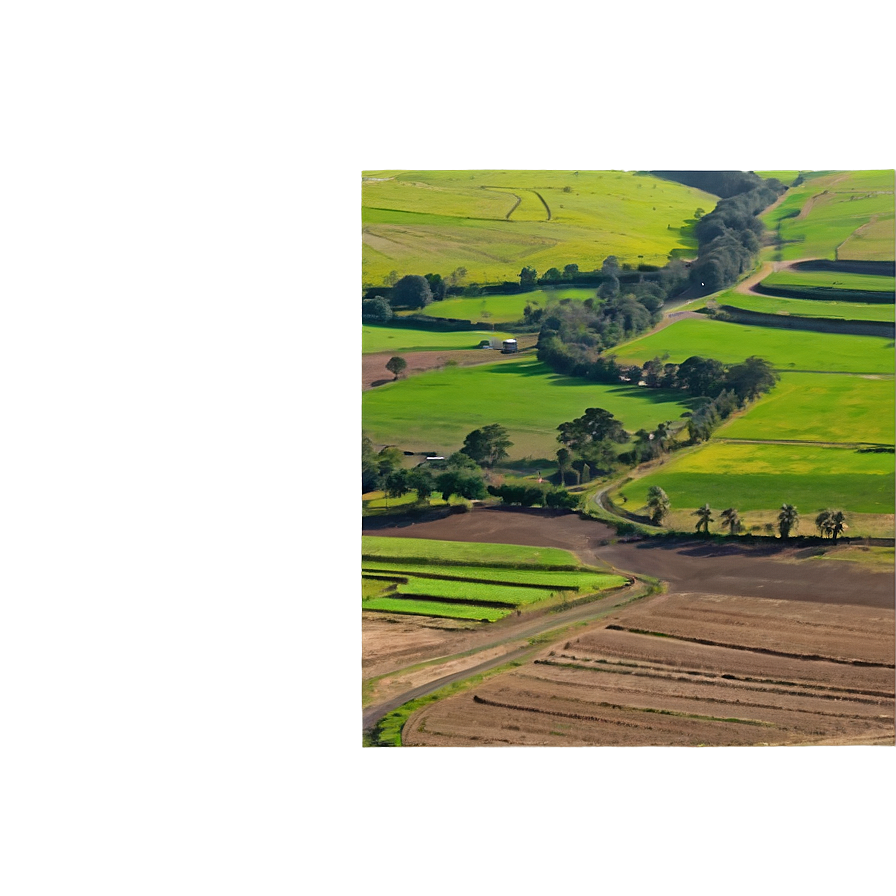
[
  {"x1": 362, "y1": 170, "x2": 717, "y2": 287},
  {"x1": 762, "y1": 170, "x2": 895, "y2": 261},
  {"x1": 615, "y1": 442, "x2": 895, "y2": 518}
]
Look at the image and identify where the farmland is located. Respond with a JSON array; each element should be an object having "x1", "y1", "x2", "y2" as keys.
[
  {"x1": 407, "y1": 286, "x2": 597, "y2": 325},
  {"x1": 714, "y1": 372, "x2": 895, "y2": 444},
  {"x1": 362, "y1": 170, "x2": 717, "y2": 286},
  {"x1": 615, "y1": 442, "x2": 895, "y2": 518},
  {"x1": 362, "y1": 536, "x2": 628, "y2": 622},
  {"x1": 718, "y1": 292, "x2": 895, "y2": 323},
  {"x1": 759, "y1": 267, "x2": 894, "y2": 295},
  {"x1": 607, "y1": 316, "x2": 895, "y2": 373},
  {"x1": 361, "y1": 169, "x2": 895, "y2": 749},
  {"x1": 362, "y1": 324, "x2": 520, "y2": 354},
  {"x1": 402, "y1": 591, "x2": 894, "y2": 746},
  {"x1": 762, "y1": 169, "x2": 894, "y2": 261},
  {"x1": 362, "y1": 355, "x2": 696, "y2": 459}
]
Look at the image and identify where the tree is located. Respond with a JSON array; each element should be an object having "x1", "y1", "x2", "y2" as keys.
[
  {"x1": 816, "y1": 509, "x2": 847, "y2": 544},
  {"x1": 646, "y1": 486, "x2": 670, "y2": 524},
  {"x1": 543, "y1": 267, "x2": 562, "y2": 282},
  {"x1": 815, "y1": 509, "x2": 834, "y2": 539},
  {"x1": 384, "y1": 270, "x2": 399, "y2": 287},
  {"x1": 556, "y1": 447, "x2": 572, "y2": 485},
  {"x1": 362, "y1": 296, "x2": 393, "y2": 322},
  {"x1": 563, "y1": 264, "x2": 579, "y2": 279},
  {"x1": 460, "y1": 424, "x2": 513, "y2": 468},
  {"x1": 406, "y1": 468, "x2": 435, "y2": 503},
  {"x1": 385, "y1": 356, "x2": 407, "y2": 380},
  {"x1": 384, "y1": 469, "x2": 411, "y2": 503},
  {"x1": 424, "y1": 272, "x2": 447, "y2": 301},
  {"x1": 435, "y1": 470, "x2": 487, "y2": 502},
  {"x1": 778, "y1": 504, "x2": 799, "y2": 539},
  {"x1": 362, "y1": 436, "x2": 382, "y2": 492},
  {"x1": 724, "y1": 356, "x2": 778, "y2": 402},
  {"x1": 693, "y1": 503, "x2": 713, "y2": 534},
  {"x1": 720, "y1": 507, "x2": 741, "y2": 536},
  {"x1": 390, "y1": 274, "x2": 432, "y2": 309},
  {"x1": 519, "y1": 266, "x2": 538, "y2": 289},
  {"x1": 557, "y1": 407, "x2": 627, "y2": 451},
  {"x1": 447, "y1": 267, "x2": 467, "y2": 287}
]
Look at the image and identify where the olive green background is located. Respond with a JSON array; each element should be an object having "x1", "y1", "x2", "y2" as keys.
[{"x1": 0, "y1": 2, "x2": 896, "y2": 894}]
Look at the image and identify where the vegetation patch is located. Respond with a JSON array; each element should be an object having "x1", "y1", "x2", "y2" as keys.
[
  {"x1": 362, "y1": 170, "x2": 716, "y2": 287},
  {"x1": 362, "y1": 535, "x2": 580, "y2": 566},
  {"x1": 714, "y1": 372, "x2": 895, "y2": 444},
  {"x1": 718, "y1": 293, "x2": 894, "y2": 323},
  {"x1": 607, "y1": 317, "x2": 895, "y2": 373},
  {"x1": 362, "y1": 355, "x2": 696, "y2": 459},
  {"x1": 362, "y1": 324, "x2": 518, "y2": 354},
  {"x1": 616, "y1": 442, "x2": 895, "y2": 515}
]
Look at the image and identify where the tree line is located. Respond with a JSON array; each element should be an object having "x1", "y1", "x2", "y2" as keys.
[{"x1": 646, "y1": 491, "x2": 848, "y2": 542}]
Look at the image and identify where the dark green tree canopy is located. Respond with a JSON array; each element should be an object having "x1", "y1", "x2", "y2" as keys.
[
  {"x1": 557, "y1": 407, "x2": 627, "y2": 450},
  {"x1": 391, "y1": 275, "x2": 433, "y2": 309},
  {"x1": 460, "y1": 424, "x2": 513, "y2": 467}
]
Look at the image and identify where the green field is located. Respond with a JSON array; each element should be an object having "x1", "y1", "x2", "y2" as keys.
[
  {"x1": 362, "y1": 324, "x2": 518, "y2": 354},
  {"x1": 362, "y1": 536, "x2": 626, "y2": 622},
  {"x1": 761, "y1": 170, "x2": 894, "y2": 262},
  {"x1": 715, "y1": 373, "x2": 895, "y2": 444},
  {"x1": 607, "y1": 317, "x2": 895, "y2": 373},
  {"x1": 718, "y1": 292, "x2": 895, "y2": 322},
  {"x1": 362, "y1": 170, "x2": 717, "y2": 287},
  {"x1": 760, "y1": 268, "x2": 895, "y2": 294},
  {"x1": 363, "y1": 595, "x2": 511, "y2": 622},
  {"x1": 617, "y1": 442, "x2": 895, "y2": 516},
  {"x1": 412, "y1": 286, "x2": 598, "y2": 324},
  {"x1": 362, "y1": 356, "x2": 697, "y2": 459},
  {"x1": 362, "y1": 535, "x2": 580, "y2": 566}
]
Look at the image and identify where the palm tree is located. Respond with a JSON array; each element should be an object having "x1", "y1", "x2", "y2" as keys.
[
  {"x1": 720, "y1": 507, "x2": 741, "y2": 536},
  {"x1": 778, "y1": 504, "x2": 799, "y2": 539},
  {"x1": 815, "y1": 509, "x2": 834, "y2": 539},
  {"x1": 830, "y1": 510, "x2": 847, "y2": 544},
  {"x1": 693, "y1": 503, "x2": 713, "y2": 534},
  {"x1": 646, "y1": 486, "x2": 670, "y2": 524}
]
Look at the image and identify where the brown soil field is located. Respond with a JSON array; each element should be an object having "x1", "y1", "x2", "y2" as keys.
[
  {"x1": 362, "y1": 507, "x2": 895, "y2": 746},
  {"x1": 363, "y1": 338, "x2": 538, "y2": 391},
  {"x1": 402, "y1": 591, "x2": 895, "y2": 747}
]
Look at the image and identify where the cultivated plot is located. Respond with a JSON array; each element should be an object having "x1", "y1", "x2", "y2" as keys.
[
  {"x1": 714, "y1": 372, "x2": 895, "y2": 444},
  {"x1": 617, "y1": 441, "x2": 895, "y2": 516},
  {"x1": 608, "y1": 317, "x2": 895, "y2": 373},
  {"x1": 402, "y1": 592, "x2": 895, "y2": 746}
]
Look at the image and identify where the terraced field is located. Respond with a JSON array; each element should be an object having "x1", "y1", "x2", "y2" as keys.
[{"x1": 362, "y1": 536, "x2": 629, "y2": 622}]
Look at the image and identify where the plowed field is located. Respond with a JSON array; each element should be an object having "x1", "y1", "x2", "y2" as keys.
[{"x1": 402, "y1": 591, "x2": 895, "y2": 746}]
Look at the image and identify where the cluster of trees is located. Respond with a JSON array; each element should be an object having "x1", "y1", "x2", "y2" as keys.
[
  {"x1": 487, "y1": 483, "x2": 580, "y2": 509},
  {"x1": 652, "y1": 171, "x2": 787, "y2": 294},
  {"x1": 536, "y1": 258, "x2": 689, "y2": 372}
]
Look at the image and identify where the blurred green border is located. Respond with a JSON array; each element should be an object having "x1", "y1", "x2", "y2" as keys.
[{"x1": 0, "y1": 2, "x2": 896, "y2": 896}]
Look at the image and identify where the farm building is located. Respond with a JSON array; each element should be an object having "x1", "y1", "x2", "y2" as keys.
[{"x1": 501, "y1": 339, "x2": 518, "y2": 353}]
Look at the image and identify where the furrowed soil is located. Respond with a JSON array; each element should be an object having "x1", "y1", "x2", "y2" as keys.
[{"x1": 362, "y1": 506, "x2": 895, "y2": 746}]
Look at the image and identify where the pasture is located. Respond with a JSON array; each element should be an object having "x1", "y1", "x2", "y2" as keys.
[
  {"x1": 362, "y1": 324, "x2": 518, "y2": 354},
  {"x1": 607, "y1": 316, "x2": 895, "y2": 373},
  {"x1": 616, "y1": 442, "x2": 895, "y2": 516},
  {"x1": 414, "y1": 286, "x2": 597, "y2": 324},
  {"x1": 361, "y1": 170, "x2": 716, "y2": 286},
  {"x1": 761, "y1": 170, "x2": 894, "y2": 261},
  {"x1": 718, "y1": 292, "x2": 895, "y2": 322},
  {"x1": 361, "y1": 356, "x2": 696, "y2": 459},
  {"x1": 715, "y1": 372, "x2": 895, "y2": 444},
  {"x1": 760, "y1": 268, "x2": 894, "y2": 294}
]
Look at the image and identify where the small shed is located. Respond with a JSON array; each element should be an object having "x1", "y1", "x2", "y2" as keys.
[{"x1": 501, "y1": 338, "x2": 518, "y2": 354}]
